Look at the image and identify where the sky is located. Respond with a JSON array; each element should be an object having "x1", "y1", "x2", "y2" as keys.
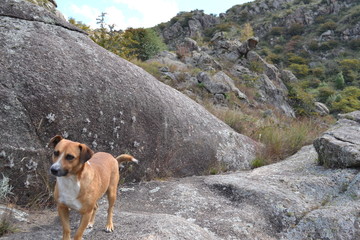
[{"x1": 56, "y1": 0, "x2": 253, "y2": 30}]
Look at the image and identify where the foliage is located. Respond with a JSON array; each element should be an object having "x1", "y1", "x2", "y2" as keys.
[
  {"x1": 240, "y1": 23, "x2": 254, "y2": 41},
  {"x1": 269, "y1": 27, "x2": 285, "y2": 36},
  {"x1": 288, "y1": 83, "x2": 316, "y2": 116},
  {"x1": 317, "y1": 86, "x2": 336, "y2": 103},
  {"x1": 0, "y1": 212, "x2": 16, "y2": 237},
  {"x1": 68, "y1": 18, "x2": 91, "y2": 31},
  {"x1": 334, "y1": 72, "x2": 345, "y2": 89},
  {"x1": 289, "y1": 63, "x2": 309, "y2": 78},
  {"x1": 121, "y1": 28, "x2": 167, "y2": 61},
  {"x1": 331, "y1": 86, "x2": 360, "y2": 113},
  {"x1": 319, "y1": 21, "x2": 337, "y2": 32},
  {"x1": 339, "y1": 59, "x2": 360, "y2": 84},
  {"x1": 249, "y1": 60, "x2": 264, "y2": 73},
  {"x1": 349, "y1": 39, "x2": 360, "y2": 50},
  {"x1": 286, "y1": 23, "x2": 305, "y2": 37}
]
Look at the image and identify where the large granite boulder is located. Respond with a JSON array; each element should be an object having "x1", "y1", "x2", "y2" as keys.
[
  {"x1": 314, "y1": 111, "x2": 360, "y2": 168},
  {"x1": 4, "y1": 145, "x2": 360, "y2": 239},
  {"x1": 0, "y1": 0, "x2": 259, "y2": 205}
]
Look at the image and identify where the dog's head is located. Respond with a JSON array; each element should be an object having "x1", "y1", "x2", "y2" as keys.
[{"x1": 49, "y1": 135, "x2": 94, "y2": 177}]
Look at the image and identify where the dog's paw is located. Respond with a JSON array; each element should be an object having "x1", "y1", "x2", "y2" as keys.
[
  {"x1": 105, "y1": 224, "x2": 114, "y2": 233},
  {"x1": 87, "y1": 223, "x2": 94, "y2": 229}
]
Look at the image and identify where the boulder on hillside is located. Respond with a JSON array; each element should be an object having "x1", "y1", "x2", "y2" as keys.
[
  {"x1": 0, "y1": 0, "x2": 259, "y2": 205},
  {"x1": 196, "y1": 71, "x2": 248, "y2": 101},
  {"x1": 314, "y1": 111, "x2": 360, "y2": 168}
]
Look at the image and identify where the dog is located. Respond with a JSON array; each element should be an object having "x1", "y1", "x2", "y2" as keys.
[{"x1": 49, "y1": 135, "x2": 138, "y2": 240}]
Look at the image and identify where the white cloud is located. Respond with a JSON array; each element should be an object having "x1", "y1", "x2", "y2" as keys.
[
  {"x1": 68, "y1": 0, "x2": 179, "y2": 30},
  {"x1": 70, "y1": 4, "x2": 100, "y2": 29},
  {"x1": 113, "y1": 0, "x2": 179, "y2": 28},
  {"x1": 105, "y1": 6, "x2": 127, "y2": 30}
]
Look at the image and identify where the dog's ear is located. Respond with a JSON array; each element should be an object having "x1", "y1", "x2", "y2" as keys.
[
  {"x1": 49, "y1": 135, "x2": 63, "y2": 148},
  {"x1": 79, "y1": 144, "x2": 94, "y2": 163}
]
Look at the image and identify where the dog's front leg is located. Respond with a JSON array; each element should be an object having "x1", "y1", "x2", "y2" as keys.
[
  {"x1": 74, "y1": 211, "x2": 92, "y2": 240},
  {"x1": 58, "y1": 204, "x2": 71, "y2": 240}
]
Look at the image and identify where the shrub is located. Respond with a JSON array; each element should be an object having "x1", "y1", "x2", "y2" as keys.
[
  {"x1": 288, "y1": 83, "x2": 316, "y2": 116},
  {"x1": 317, "y1": 86, "x2": 336, "y2": 103},
  {"x1": 349, "y1": 39, "x2": 360, "y2": 50},
  {"x1": 269, "y1": 27, "x2": 285, "y2": 36},
  {"x1": 334, "y1": 72, "x2": 345, "y2": 89},
  {"x1": 311, "y1": 67, "x2": 325, "y2": 79},
  {"x1": 308, "y1": 40, "x2": 319, "y2": 51},
  {"x1": 318, "y1": 40, "x2": 339, "y2": 51},
  {"x1": 331, "y1": 86, "x2": 360, "y2": 113},
  {"x1": 266, "y1": 53, "x2": 282, "y2": 64},
  {"x1": 249, "y1": 60, "x2": 265, "y2": 73},
  {"x1": 287, "y1": 23, "x2": 305, "y2": 37},
  {"x1": 288, "y1": 55, "x2": 308, "y2": 65},
  {"x1": 289, "y1": 63, "x2": 309, "y2": 78},
  {"x1": 339, "y1": 59, "x2": 360, "y2": 84},
  {"x1": 319, "y1": 21, "x2": 337, "y2": 32}
]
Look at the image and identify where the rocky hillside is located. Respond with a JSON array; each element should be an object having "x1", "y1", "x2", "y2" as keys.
[{"x1": 153, "y1": 0, "x2": 360, "y2": 116}]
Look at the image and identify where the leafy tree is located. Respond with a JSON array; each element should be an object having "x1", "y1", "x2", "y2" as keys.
[{"x1": 122, "y1": 28, "x2": 167, "y2": 61}]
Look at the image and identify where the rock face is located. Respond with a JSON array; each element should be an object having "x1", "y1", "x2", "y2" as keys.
[
  {"x1": 314, "y1": 111, "x2": 360, "y2": 168},
  {"x1": 4, "y1": 145, "x2": 360, "y2": 239},
  {"x1": 162, "y1": 10, "x2": 219, "y2": 50},
  {"x1": 0, "y1": 0, "x2": 259, "y2": 205}
]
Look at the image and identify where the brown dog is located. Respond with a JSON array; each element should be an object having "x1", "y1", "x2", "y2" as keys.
[{"x1": 49, "y1": 135, "x2": 138, "y2": 240}]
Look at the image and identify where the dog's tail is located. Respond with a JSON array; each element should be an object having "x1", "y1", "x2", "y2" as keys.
[{"x1": 115, "y1": 154, "x2": 139, "y2": 164}]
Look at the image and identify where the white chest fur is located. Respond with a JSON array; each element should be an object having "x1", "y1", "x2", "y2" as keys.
[{"x1": 57, "y1": 175, "x2": 82, "y2": 211}]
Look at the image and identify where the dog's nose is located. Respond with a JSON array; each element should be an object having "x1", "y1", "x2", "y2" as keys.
[{"x1": 51, "y1": 167, "x2": 59, "y2": 176}]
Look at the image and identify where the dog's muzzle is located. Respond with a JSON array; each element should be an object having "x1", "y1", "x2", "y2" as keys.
[{"x1": 50, "y1": 164, "x2": 68, "y2": 177}]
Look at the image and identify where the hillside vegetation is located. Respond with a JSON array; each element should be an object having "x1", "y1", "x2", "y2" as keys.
[{"x1": 62, "y1": 0, "x2": 355, "y2": 166}]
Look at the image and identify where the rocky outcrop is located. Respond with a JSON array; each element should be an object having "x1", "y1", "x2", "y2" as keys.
[
  {"x1": 196, "y1": 71, "x2": 248, "y2": 103},
  {"x1": 4, "y1": 145, "x2": 360, "y2": 239},
  {"x1": 161, "y1": 10, "x2": 219, "y2": 50},
  {"x1": 0, "y1": 0, "x2": 259, "y2": 205},
  {"x1": 314, "y1": 111, "x2": 360, "y2": 168}
]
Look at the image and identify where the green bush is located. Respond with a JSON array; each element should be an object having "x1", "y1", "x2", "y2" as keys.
[
  {"x1": 308, "y1": 40, "x2": 319, "y2": 51},
  {"x1": 311, "y1": 67, "x2": 325, "y2": 79},
  {"x1": 331, "y1": 86, "x2": 360, "y2": 113},
  {"x1": 318, "y1": 40, "x2": 339, "y2": 51},
  {"x1": 349, "y1": 39, "x2": 360, "y2": 50},
  {"x1": 319, "y1": 21, "x2": 337, "y2": 32},
  {"x1": 288, "y1": 55, "x2": 308, "y2": 65},
  {"x1": 334, "y1": 72, "x2": 345, "y2": 89},
  {"x1": 317, "y1": 86, "x2": 336, "y2": 103},
  {"x1": 287, "y1": 23, "x2": 305, "y2": 37},
  {"x1": 288, "y1": 83, "x2": 316, "y2": 116},
  {"x1": 269, "y1": 27, "x2": 285, "y2": 36},
  {"x1": 289, "y1": 63, "x2": 309, "y2": 78}
]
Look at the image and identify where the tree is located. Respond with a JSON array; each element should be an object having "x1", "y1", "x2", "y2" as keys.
[
  {"x1": 334, "y1": 72, "x2": 345, "y2": 89},
  {"x1": 240, "y1": 23, "x2": 254, "y2": 42},
  {"x1": 122, "y1": 28, "x2": 166, "y2": 61}
]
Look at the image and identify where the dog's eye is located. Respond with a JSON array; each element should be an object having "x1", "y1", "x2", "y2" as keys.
[
  {"x1": 65, "y1": 154, "x2": 75, "y2": 161},
  {"x1": 54, "y1": 151, "x2": 60, "y2": 157}
]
